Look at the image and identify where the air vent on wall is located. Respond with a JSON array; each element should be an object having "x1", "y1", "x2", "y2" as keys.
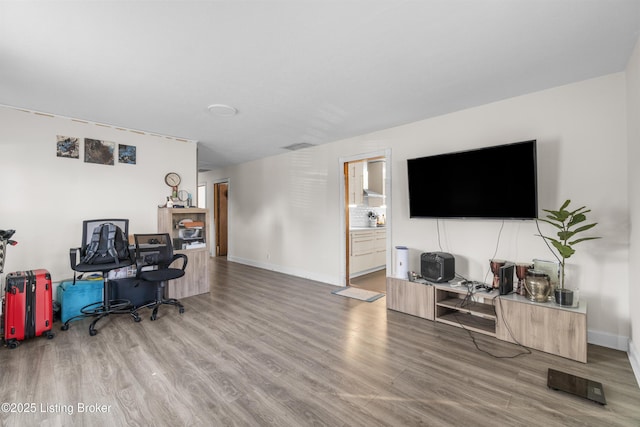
[{"x1": 282, "y1": 142, "x2": 315, "y2": 151}]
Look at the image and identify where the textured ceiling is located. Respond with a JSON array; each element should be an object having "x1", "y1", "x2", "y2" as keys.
[{"x1": 1, "y1": 1, "x2": 639, "y2": 170}]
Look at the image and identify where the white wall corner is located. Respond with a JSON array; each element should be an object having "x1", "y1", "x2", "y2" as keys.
[
  {"x1": 587, "y1": 329, "x2": 629, "y2": 352},
  {"x1": 629, "y1": 339, "x2": 640, "y2": 389}
]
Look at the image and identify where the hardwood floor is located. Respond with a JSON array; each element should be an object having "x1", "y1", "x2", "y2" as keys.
[
  {"x1": 1, "y1": 257, "x2": 639, "y2": 426},
  {"x1": 350, "y1": 269, "x2": 387, "y2": 293}
]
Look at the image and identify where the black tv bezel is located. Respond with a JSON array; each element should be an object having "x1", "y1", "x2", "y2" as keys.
[{"x1": 407, "y1": 140, "x2": 538, "y2": 220}]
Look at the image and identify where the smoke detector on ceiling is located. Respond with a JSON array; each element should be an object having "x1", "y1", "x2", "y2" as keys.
[{"x1": 207, "y1": 104, "x2": 238, "y2": 117}]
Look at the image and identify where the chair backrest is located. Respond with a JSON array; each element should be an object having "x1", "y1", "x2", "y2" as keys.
[
  {"x1": 134, "y1": 233, "x2": 175, "y2": 270},
  {"x1": 82, "y1": 219, "x2": 129, "y2": 252}
]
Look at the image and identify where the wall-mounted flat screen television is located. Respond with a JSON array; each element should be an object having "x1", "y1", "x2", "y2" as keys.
[{"x1": 407, "y1": 140, "x2": 538, "y2": 219}]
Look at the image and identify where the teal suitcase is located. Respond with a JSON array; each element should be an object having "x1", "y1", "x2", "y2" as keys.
[{"x1": 56, "y1": 278, "x2": 103, "y2": 323}]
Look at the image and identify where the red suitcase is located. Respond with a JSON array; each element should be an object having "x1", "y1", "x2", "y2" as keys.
[{"x1": 3, "y1": 269, "x2": 55, "y2": 348}]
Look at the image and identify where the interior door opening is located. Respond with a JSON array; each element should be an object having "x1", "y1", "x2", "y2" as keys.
[
  {"x1": 345, "y1": 155, "x2": 388, "y2": 294},
  {"x1": 213, "y1": 182, "x2": 228, "y2": 257}
]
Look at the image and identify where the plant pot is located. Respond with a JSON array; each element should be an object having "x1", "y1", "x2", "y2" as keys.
[{"x1": 554, "y1": 289, "x2": 574, "y2": 306}]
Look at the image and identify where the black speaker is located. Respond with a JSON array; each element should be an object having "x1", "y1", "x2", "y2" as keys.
[
  {"x1": 499, "y1": 263, "x2": 515, "y2": 295},
  {"x1": 421, "y1": 252, "x2": 455, "y2": 283}
]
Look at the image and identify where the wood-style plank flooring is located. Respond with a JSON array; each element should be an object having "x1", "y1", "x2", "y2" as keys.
[
  {"x1": 1, "y1": 257, "x2": 639, "y2": 426},
  {"x1": 350, "y1": 269, "x2": 387, "y2": 294}
]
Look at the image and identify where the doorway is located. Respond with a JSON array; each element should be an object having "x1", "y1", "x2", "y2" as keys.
[
  {"x1": 213, "y1": 181, "x2": 228, "y2": 257},
  {"x1": 343, "y1": 151, "x2": 390, "y2": 292}
]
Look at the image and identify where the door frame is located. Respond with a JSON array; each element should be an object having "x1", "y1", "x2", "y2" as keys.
[
  {"x1": 339, "y1": 148, "x2": 391, "y2": 287},
  {"x1": 212, "y1": 178, "x2": 230, "y2": 257}
]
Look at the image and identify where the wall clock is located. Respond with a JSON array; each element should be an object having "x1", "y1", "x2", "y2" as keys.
[{"x1": 164, "y1": 172, "x2": 181, "y2": 187}]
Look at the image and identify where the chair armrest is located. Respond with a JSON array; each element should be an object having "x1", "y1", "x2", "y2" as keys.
[
  {"x1": 69, "y1": 247, "x2": 81, "y2": 269},
  {"x1": 127, "y1": 247, "x2": 136, "y2": 264},
  {"x1": 171, "y1": 253, "x2": 188, "y2": 271},
  {"x1": 134, "y1": 256, "x2": 146, "y2": 278}
]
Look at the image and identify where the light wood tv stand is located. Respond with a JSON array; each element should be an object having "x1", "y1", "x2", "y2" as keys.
[{"x1": 386, "y1": 277, "x2": 587, "y2": 363}]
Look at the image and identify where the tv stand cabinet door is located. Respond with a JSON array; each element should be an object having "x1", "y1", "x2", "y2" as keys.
[
  {"x1": 496, "y1": 297, "x2": 587, "y2": 363},
  {"x1": 386, "y1": 277, "x2": 434, "y2": 320}
]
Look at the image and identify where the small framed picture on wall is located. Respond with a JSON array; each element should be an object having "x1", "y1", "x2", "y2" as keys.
[
  {"x1": 118, "y1": 144, "x2": 136, "y2": 164},
  {"x1": 56, "y1": 135, "x2": 80, "y2": 159},
  {"x1": 84, "y1": 138, "x2": 115, "y2": 165}
]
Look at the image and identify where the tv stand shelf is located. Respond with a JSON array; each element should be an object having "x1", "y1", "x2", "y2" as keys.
[
  {"x1": 386, "y1": 277, "x2": 434, "y2": 320},
  {"x1": 437, "y1": 312, "x2": 496, "y2": 335},
  {"x1": 436, "y1": 296, "x2": 496, "y2": 319},
  {"x1": 496, "y1": 293, "x2": 587, "y2": 363},
  {"x1": 387, "y1": 277, "x2": 587, "y2": 363},
  {"x1": 434, "y1": 284, "x2": 497, "y2": 337}
]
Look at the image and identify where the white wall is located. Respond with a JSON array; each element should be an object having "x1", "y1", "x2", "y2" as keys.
[
  {"x1": 626, "y1": 39, "x2": 640, "y2": 381},
  {"x1": 0, "y1": 106, "x2": 197, "y2": 283},
  {"x1": 390, "y1": 75, "x2": 630, "y2": 350},
  {"x1": 201, "y1": 72, "x2": 631, "y2": 350}
]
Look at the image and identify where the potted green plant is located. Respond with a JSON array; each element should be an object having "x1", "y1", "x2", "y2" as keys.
[{"x1": 537, "y1": 199, "x2": 600, "y2": 306}]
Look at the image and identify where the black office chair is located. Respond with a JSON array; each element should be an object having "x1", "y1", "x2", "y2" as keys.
[
  {"x1": 133, "y1": 233, "x2": 187, "y2": 320},
  {"x1": 63, "y1": 219, "x2": 140, "y2": 335}
]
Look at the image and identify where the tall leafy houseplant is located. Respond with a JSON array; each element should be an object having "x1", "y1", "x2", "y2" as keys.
[{"x1": 537, "y1": 200, "x2": 600, "y2": 305}]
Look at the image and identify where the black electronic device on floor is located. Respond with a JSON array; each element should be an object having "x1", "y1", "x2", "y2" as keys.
[{"x1": 547, "y1": 368, "x2": 607, "y2": 405}]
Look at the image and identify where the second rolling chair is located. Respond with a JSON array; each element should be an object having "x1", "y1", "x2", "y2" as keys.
[{"x1": 133, "y1": 233, "x2": 187, "y2": 320}]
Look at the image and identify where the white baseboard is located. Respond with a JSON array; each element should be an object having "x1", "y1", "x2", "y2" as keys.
[
  {"x1": 587, "y1": 329, "x2": 629, "y2": 352},
  {"x1": 226, "y1": 256, "x2": 341, "y2": 287},
  {"x1": 629, "y1": 340, "x2": 640, "y2": 388},
  {"x1": 350, "y1": 265, "x2": 385, "y2": 279}
]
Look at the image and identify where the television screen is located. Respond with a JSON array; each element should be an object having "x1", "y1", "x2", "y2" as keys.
[{"x1": 407, "y1": 140, "x2": 538, "y2": 219}]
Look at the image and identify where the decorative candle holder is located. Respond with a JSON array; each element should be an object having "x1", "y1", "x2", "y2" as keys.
[
  {"x1": 489, "y1": 259, "x2": 506, "y2": 289},
  {"x1": 515, "y1": 263, "x2": 533, "y2": 296}
]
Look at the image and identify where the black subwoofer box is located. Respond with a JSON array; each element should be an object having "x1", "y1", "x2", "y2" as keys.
[{"x1": 421, "y1": 252, "x2": 455, "y2": 283}]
